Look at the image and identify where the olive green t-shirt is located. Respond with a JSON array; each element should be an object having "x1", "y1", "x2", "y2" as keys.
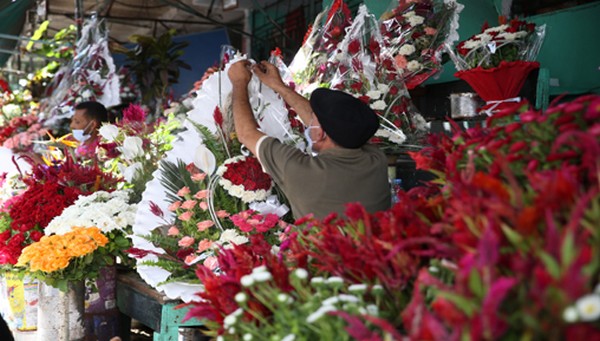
[{"x1": 257, "y1": 136, "x2": 391, "y2": 219}]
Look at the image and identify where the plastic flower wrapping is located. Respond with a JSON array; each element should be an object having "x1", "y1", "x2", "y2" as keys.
[
  {"x1": 330, "y1": 4, "x2": 428, "y2": 154},
  {"x1": 379, "y1": 0, "x2": 463, "y2": 89},
  {"x1": 40, "y1": 14, "x2": 121, "y2": 128},
  {"x1": 448, "y1": 17, "x2": 546, "y2": 70},
  {"x1": 289, "y1": 0, "x2": 353, "y2": 96},
  {"x1": 129, "y1": 53, "x2": 299, "y2": 302}
]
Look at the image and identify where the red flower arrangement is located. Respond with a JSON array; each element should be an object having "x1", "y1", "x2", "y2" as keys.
[
  {"x1": 216, "y1": 155, "x2": 273, "y2": 203},
  {"x1": 0, "y1": 154, "x2": 119, "y2": 266}
]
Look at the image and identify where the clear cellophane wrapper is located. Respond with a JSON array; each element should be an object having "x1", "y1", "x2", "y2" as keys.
[
  {"x1": 331, "y1": 4, "x2": 428, "y2": 154},
  {"x1": 379, "y1": 0, "x2": 463, "y2": 89}
]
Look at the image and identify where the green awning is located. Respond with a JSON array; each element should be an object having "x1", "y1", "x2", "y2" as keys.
[{"x1": 0, "y1": 0, "x2": 36, "y2": 67}]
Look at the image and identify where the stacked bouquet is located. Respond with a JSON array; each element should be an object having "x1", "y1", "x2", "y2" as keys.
[{"x1": 379, "y1": 0, "x2": 463, "y2": 89}]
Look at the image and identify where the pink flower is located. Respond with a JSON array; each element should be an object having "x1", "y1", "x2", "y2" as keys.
[
  {"x1": 178, "y1": 211, "x2": 193, "y2": 221},
  {"x1": 196, "y1": 220, "x2": 215, "y2": 231},
  {"x1": 395, "y1": 54, "x2": 408, "y2": 69},
  {"x1": 177, "y1": 186, "x2": 191, "y2": 197},
  {"x1": 203, "y1": 256, "x2": 219, "y2": 271},
  {"x1": 197, "y1": 239, "x2": 213, "y2": 253},
  {"x1": 184, "y1": 254, "x2": 197, "y2": 265},
  {"x1": 168, "y1": 201, "x2": 181, "y2": 212},
  {"x1": 181, "y1": 200, "x2": 197, "y2": 210},
  {"x1": 194, "y1": 190, "x2": 209, "y2": 199},
  {"x1": 424, "y1": 27, "x2": 438, "y2": 35},
  {"x1": 167, "y1": 226, "x2": 180, "y2": 236},
  {"x1": 178, "y1": 236, "x2": 195, "y2": 247},
  {"x1": 198, "y1": 201, "x2": 208, "y2": 211},
  {"x1": 191, "y1": 173, "x2": 207, "y2": 182},
  {"x1": 216, "y1": 210, "x2": 230, "y2": 218}
]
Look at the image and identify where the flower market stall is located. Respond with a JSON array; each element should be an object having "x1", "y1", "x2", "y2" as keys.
[{"x1": 0, "y1": 0, "x2": 599, "y2": 340}]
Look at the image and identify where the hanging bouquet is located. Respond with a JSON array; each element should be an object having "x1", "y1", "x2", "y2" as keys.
[
  {"x1": 98, "y1": 103, "x2": 181, "y2": 202},
  {"x1": 40, "y1": 15, "x2": 120, "y2": 129},
  {"x1": 330, "y1": 4, "x2": 428, "y2": 154},
  {"x1": 16, "y1": 226, "x2": 110, "y2": 292},
  {"x1": 447, "y1": 18, "x2": 546, "y2": 114},
  {"x1": 379, "y1": 0, "x2": 463, "y2": 89},
  {"x1": 289, "y1": 0, "x2": 353, "y2": 95},
  {"x1": 0, "y1": 154, "x2": 119, "y2": 268}
]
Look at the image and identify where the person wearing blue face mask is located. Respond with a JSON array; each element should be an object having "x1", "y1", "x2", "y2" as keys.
[
  {"x1": 69, "y1": 101, "x2": 108, "y2": 158},
  {"x1": 228, "y1": 60, "x2": 391, "y2": 219}
]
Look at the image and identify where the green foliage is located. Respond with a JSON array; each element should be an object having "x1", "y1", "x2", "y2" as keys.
[{"x1": 116, "y1": 29, "x2": 191, "y2": 111}]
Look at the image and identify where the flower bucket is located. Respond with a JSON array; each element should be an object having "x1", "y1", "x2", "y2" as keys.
[
  {"x1": 0, "y1": 273, "x2": 38, "y2": 331},
  {"x1": 455, "y1": 60, "x2": 539, "y2": 115},
  {"x1": 38, "y1": 280, "x2": 85, "y2": 341},
  {"x1": 84, "y1": 266, "x2": 120, "y2": 341}
]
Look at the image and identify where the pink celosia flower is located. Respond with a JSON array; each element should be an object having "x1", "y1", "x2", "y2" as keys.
[
  {"x1": 178, "y1": 211, "x2": 193, "y2": 221},
  {"x1": 177, "y1": 186, "x2": 191, "y2": 197},
  {"x1": 197, "y1": 239, "x2": 213, "y2": 253},
  {"x1": 181, "y1": 200, "x2": 197, "y2": 210},
  {"x1": 194, "y1": 190, "x2": 209, "y2": 199},
  {"x1": 168, "y1": 201, "x2": 181, "y2": 211},
  {"x1": 167, "y1": 226, "x2": 180, "y2": 236},
  {"x1": 197, "y1": 220, "x2": 214, "y2": 231},
  {"x1": 178, "y1": 236, "x2": 195, "y2": 247}
]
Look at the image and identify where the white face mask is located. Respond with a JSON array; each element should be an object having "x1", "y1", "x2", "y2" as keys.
[{"x1": 72, "y1": 121, "x2": 93, "y2": 142}]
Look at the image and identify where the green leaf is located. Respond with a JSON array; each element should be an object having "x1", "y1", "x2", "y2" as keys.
[
  {"x1": 437, "y1": 291, "x2": 477, "y2": 316},
  {"x1": 538, "y1": 251, "x2": 561, "y2": 279},
  {"x1": 468, "y1": 270, "x2": 484, "y2": 299},
  {"x1": 501, "y1": 224, "x2": 524, "y2": 247},
  {"x1": 560, "y1": 231, "x2": 575, "y2": 269}
]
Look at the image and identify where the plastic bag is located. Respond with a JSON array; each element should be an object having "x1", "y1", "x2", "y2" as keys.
[{"x1": 379, "y1": 0, "x2": 463, "y2": 89}]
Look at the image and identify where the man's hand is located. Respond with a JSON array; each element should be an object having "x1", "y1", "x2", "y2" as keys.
[
  {"x1": 228, "y1": 60, "x2": 253, "y2": 86},
  {"x1": 252, "y1": 61, "x2": 286, "y2": 92}
]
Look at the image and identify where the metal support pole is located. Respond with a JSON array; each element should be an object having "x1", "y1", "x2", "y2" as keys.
[{"x1": 75, "y1": 0, "x2": 84, "y2": 39}]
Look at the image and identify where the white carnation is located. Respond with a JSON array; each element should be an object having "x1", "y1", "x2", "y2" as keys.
[
  {"x1": 370, "y1": 100, "x2": 387, "y2": 111},
  {"x1": 366, "y1": 90, "x2": 382, "y2": 100},
  {"x1": 407, "y1": 60, "x2": 423, "y2": 72},
  {"x1": 407, "y1": 15, "x2": 425, "y2": 26},
  {"x1": 398, "y1": 44, "x2": 416, "y2": 56}
]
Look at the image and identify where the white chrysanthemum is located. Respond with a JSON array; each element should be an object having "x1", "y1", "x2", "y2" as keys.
[
  {"x1": 81, "y1": 89, "x2": 93, "y2": 99},
  {"x1": 306, "y1": 305, "x2": 336, "y2": 323},
  {"x1": 407, "y1": 60, "x2": 422, "y2": 72},
  {"x1": 366, "y1": 90, "x2": 382, "y2": 100},
  {"x1": 475, "y1": 33, "x2": 493, "y2": 42},
  {"x1": 463, "y1": 39, "x2": 484, "y2": 50},
  {"x1": 252, "y1": 271, "x2": 272, "y2": 282},
  {"x1": 563, "y1": 306, "x2": 578, "y2": 322},
  {"x1": 575, "y1": 294, "x2": 600, "y2": 321},
  {"x1": 377, "y1": 84, "x2": 390, "y2": 93},
  {"x1": 2, "y1": 104, "x2": 21, "y2": 117},
  {"x1": 293, "y1": 268, "x2": 308, "y2": 280},
  {"x1": 370, "y1": 100, "x2": 387, "y2": 111},
  {"x1": 398, "y1": 44, "x2": 416, "y2": 56},
  {"x1": 348, "y1": 284, "x2": 367, "y2": 293},
  {"x1": 234, "y1": 292, "x2": 247, "y2": 303},
  {"x1": 281, "y1": 334, "x2": 296, "y2": 341},
  {"x1": 240, "y1": 275, "x2": 254, "y2": 287},
  {"x1": 338, "y1": 294, "x2": 359, "y2": 303},
  {"x1": 407, "y1": 15, "x2": 425, "y2": 26}
]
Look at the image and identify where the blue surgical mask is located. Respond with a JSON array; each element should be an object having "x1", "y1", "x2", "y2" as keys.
[{"x1": 72, "y1": 121, "x2": 93, "y2": 142}]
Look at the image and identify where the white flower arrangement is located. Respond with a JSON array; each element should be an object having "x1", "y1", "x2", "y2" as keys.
[{"x1": 45, "y1": 190, "x2": 137, "y2": 235}]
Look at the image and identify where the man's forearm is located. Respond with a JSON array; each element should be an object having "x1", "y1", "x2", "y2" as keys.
[{"x1": 231, "y1": 83, "x2": 263, "y2": 155}]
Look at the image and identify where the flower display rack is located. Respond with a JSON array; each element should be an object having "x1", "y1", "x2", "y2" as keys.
[{"x1": 115, "y1": 271, "x2": 204, "y2": 341}]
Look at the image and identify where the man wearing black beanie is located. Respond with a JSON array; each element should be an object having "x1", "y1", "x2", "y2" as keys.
[{"x1": 228, "y1": 60, "x2": 391, "y2": 219}]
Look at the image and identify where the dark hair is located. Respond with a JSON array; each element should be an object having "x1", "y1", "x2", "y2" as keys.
[{"x1": 75, "y1": 101, "x2": 109, "y2": 123}]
